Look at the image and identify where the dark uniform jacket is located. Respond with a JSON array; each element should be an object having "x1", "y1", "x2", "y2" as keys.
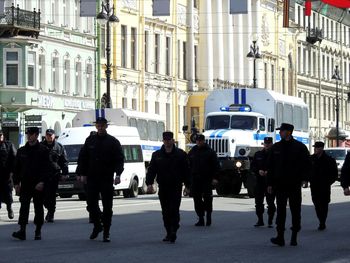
[
  {"x1": 146, "y1": 145, "x2": 190, "y2": 188},
  {"x1": 0, "y1": 140, "x2": 16, "y2": 183},
  {"x1": 188, "y1": 144, "x2": 219, "y2": 187},
  {"x1": 309, "y1": 152, "x2": 337, "y2": 190},
  {"x1": 267, "y1": 137, "x2": 310, "y2": 189},
  {"x1": 13, "y1": 141, "x2": 50, "y2": 187},
  {"x1": 341, "y1": 152, "x2": 350, "y2": 189},
  {"x1": 41, "y1": 140, "x2": 69, "y2": 179},
  {"x1": 78, "y1": 133, "x2": 124, "y2": 180},
  {"x1": 251, "y1": 149, "x2": 269, "y2": 185}
]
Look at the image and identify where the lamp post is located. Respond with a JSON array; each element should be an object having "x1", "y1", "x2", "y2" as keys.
[
  {"x1": 96, "y1": 0, "x2": 119, "y2": 108},
  {"x1": 332, "y1": 65, "x2": 342, "y2": 147},
  {"x1": 246, "y1": 40, "x2": 262, "y2": 89}
]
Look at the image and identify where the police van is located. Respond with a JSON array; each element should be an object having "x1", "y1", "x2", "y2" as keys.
[{"x1": 57, "y1": 125, "x2": 145, "y2": 199}]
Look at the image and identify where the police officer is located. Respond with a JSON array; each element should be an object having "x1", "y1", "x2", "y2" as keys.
[
  {"x1": 251, "y1": 137, "x2": 275, "y2": 228},
  {"x1": 0, "y1": 129, "x2": 16, "y2": 219},
  {"x1": 267, "y1": 123, "x2": 310, "y2": 246},
  {"x1": 146, "y1": 131, "x2": 190, "y2": 243},
  {"x1": 12, "y1": 127, "x2": 50, "y2": 240},
  {"x1": 188, "y1": 134, "x2": 219, "y2": 227},
  {"x1": 78, "y1": 117, "x2": 124, "y2": 242},
  {"x1": 41, "y1": 128, "x2": 68, "y2": 223},
  {"x1": 309, "y1": 141, "x2": 337, "y2": 231},
  {"x1": 341, "y1": 152, "x2": 350, "y2": 196}
]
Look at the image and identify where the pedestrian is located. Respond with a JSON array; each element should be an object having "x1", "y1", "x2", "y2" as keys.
[
  {"x1": 341, "y1": 152, "x2": 350, "y2": 196},
  {"x1": 267, "y1": 123, "x2": 310, "y2": 246},
  {"x1": 146, "y1": 131, "x2": 190, "y2": 243},
  {"x1": 251, "y1": 136, "x2": 275, "y2": 228},
  {"x1": 78, "y1": 117, "x2": 124, "y2": 242},
  {"x1": 0, "y1": 129, "x2": 16, "y2": 219},
  {"x1": 12, "y1": 127, "x2": 50, "y2": 240},
  {"x1": 309, "y1": 141, "x2": 337, "y2": 231},
  {"x1": 41, "y1": 128, "x2": 69, "y2": 223},
  {"x1": 188, "y1": 134, "x2": 219, "y2": 227}
]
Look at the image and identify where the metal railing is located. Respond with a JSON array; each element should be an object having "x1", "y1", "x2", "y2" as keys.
[{"x1": 0, "y1": 4, "x2": 40, "y2": 30}]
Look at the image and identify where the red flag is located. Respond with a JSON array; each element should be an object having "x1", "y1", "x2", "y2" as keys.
[
  {"x1": 321, "y1": 0, "x2": 350, "y2": 8},
  {"x1": 305, "y1": 0, "x2": 311, "y2": 16}
]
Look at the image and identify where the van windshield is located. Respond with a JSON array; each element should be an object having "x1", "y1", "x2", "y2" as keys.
[
  {"x1": 205, "y1": 115, "x2": 257, "y2": 130},
  {"x1": 64, "y1": 144, "x2": 83, "y2": 163},
  {"x1": 324, "y1": 149, "x2": 347, "y2": 160}
]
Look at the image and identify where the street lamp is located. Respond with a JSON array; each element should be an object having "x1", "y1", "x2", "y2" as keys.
[
  {"x1": 332, "y1": 65, "x2": 342, "y2": 147},
  {"x1": 246, "y1": 40, "x2": 262, "y2": 89},
  {"x1": 97, "y1": 0, "x2": 119, "y2": 108}
]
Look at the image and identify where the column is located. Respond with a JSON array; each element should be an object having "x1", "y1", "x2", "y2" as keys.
[
  {"x1": 223, "y1": 0, "x2": 234, "y2": 82},
  {"x1": 212, "y1": 0, "x2": 224, "y2": 81},
  {"x1": 187, "y1": 0, "x2": 195, "y2": 91}
]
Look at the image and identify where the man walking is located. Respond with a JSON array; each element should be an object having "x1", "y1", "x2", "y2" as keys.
[
  {"x1": 0, "y1": 129, "x2": 16, "y2": 219},
  {"x1": 309, "y1": 141, "x2": 337, "y2": 230},
  {"x1": 146, "y1": 131, "x2": 190, "y2": 243},
  {"x1": 78, "y1": 117, "x2": 124, "y2": 242},
  {"x1": 188, "y1": 134, "x2": 219, "y2": 227},
  {"x1": 267, "y1": 123, "x2": 310, "y2": 246},
  {"x1": 41, "y1": 128, "x2": 68, "y2": 223},
  {"x1": 12, "y1": 127, "x2": 50, "y2": 240},
  {"x1": 251, "y1": 137, "x2": 275, "y2": 228}
]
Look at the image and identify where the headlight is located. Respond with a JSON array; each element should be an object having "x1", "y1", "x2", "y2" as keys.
[
  {"x1": 235, "y1": 161, "x2": 242, "y2": 168},
  {"x1": 239, "y1": 148, "x2": 246, "y2": 156}
]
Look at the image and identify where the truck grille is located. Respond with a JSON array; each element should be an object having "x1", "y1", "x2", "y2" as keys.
[{"x1": 206, "y1": 138, "x2": 229, "y2": 155}]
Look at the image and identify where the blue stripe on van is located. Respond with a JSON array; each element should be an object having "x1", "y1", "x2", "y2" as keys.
[
  {"x1": 253, "y1": 133, "x2": 267, "y2": 141},
  {"x1": 101, "y1": 108, "x2": 105, "y2": 118},
  {"x1": 241, "y1": 89, "x2": 246, "y2": 104},
  {"x1": 141, "y1": 145, "x2": 161, "y2": 151},
  {"x1": 234, "y1": 89, "x2": 239, "y2": 104}
]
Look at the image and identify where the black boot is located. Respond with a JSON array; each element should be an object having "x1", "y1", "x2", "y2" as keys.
[
  {"x1": 318, "y1": 223, "x2": 326, "y2": 231},
  {"x1": 7, "y1": 204, "x2": 14, "y2": 219},
  {"x1": 268, "y1": 215, "x2": 274, "y2": 228},
  {"x1": 45, "y1": 212, "x2": 54, "y2": 223},
  {"x1": 35, "y1": 225, "x2": 42, "y2": 240},
  {"x1": 90, "y1": 224, "x2": 103, "y2": 240},
  {"x1": 12, "y1": 225, "x2": 26, "y2": 240},
  {"x1": 206, "y1": 213, "x2": 212, "y2": 226},
  {"x1": 271, "y1": 231, "x2": 285, "y2": 246},
  {"x1": 254, "y1": 216, "x2": 264, "y2": 227},
  {"x1": 290, "y1": 231, "x2": 298, "y2": 246},
  {"x1": 195, "y1": 217, "x2": 205, "y2": 226},
  {"x1": 169, "y1": 231, "x2": 177, "y2": 243},
  {"x1": 103, "y1": 225, "x2": 111, "y2": 242}
]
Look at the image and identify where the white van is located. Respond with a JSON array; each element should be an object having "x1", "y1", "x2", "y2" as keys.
[{"x1": 57, "y1": 125, "x2": 146, "y2": 199}]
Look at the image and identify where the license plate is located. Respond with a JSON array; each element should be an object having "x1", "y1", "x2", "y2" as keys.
[{"x1": 58, "y1": 184, "x2": 74, "y2": 189}]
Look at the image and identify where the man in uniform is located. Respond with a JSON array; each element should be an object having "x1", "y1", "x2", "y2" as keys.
[
  {"x1": 12, "y1": 127, "x2": 50, "y2": 240},
  {"x1": 0, "y1": 129, "x2": 16, "y2": 219},
  {"x1": 188, "y1": 134, "x2": 219, "y2": 226},
  {"x1": 78, "y1": 117, "x2": 124, "y2": 242},
  {"x1": 41, "y1": 128, "x2": 69, "y2": 223},
  {"x1": 309, "y1": 141, "x2": 337, "y2": 230},
  {"x1": 267, "y1": 123, "x2": 310, "y2": 246},
  {"x1": 251, "y1": 137, "x2": 275, "y2": 227},
  {"x1": 340, "y1": 152, "x2": 350, "y2": 196},
  {"x1": 146, "y1": 131, "x2": 190, "y2": 243}
]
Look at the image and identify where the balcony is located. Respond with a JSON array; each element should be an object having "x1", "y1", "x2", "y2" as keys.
[{"x1": 0, "y1": 4, "x2": 40, "y2": 38}]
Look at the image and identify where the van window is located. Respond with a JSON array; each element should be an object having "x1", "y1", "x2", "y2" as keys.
[
  {"x1": 283, "y1": 104, "x2": 293, "y2": 124},
  {"x1": 148, "y1": 120, "x2": 158, "y2": 141},
  {"x1": 122, "y1": 145, "x2": 143, "y2": 163},
  {"x1": 157, "y1": 121, "x2": 165, "y2": 141},
  {"x1": 302, "y1": 107, "x2": 308, "y2": 131},
  {"x1": 136, "y1": 119, "x2": 148, "y2": 140},
  {"x1": 276, "y1": 102, "x2": 283, "y2": 126},
  {"x1": 293, "y1": 106, "x2": 302, "y2": 131},
  {"x1": 64, "y1": 144, "x2": 83, "y2": 162},
  {"x1": 129, "y1": 118, "x2": 137, "y2": 128},
  {"x1": 259, "y1": 118, "x2": 266, "y2": 131}
]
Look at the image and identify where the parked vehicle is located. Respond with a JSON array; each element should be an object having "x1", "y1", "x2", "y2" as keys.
[
  {"x1": 57, "y1": 125, "x2": 146, "y2": 199},
  {"x1": 324, "y1": 147, "x2": 350, "y2": 179}
]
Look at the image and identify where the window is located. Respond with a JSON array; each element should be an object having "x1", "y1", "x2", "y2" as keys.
[
  {"x1": 86, "y1": 63, "x2": 93, "y2": 97},
  {"x1": 271, "y1": 64, "x2": 275, "y2": 90},
  {"x1": 136, "y1": 119, "x2": 148, "y2": 140},
  {"x1": 144, "y1": 100, "x2": 148, "y2": 112},
  {"x1": 122, "y1": 145, "x2": 143, "y2": 163},
  {"x1": 166, "y1": 103, "x2": 171, "y2": 130},
  {"x1": 129, "y1": 117, "x2": 137, "y2": 128},
  {"x1": 121, "y1": 25, "x2": 127, "y2": 68},
  {"x1": 264, "y1": 63, "x2": 268, "y2": 88},
  {"x1": 132, "y1": 98, "x2": 137, "y2": 110},
  {"x1": 155, "y1": 101, "x2": 159, "y2": 114},
  {"x1": 122, "y1": 97, "x2": 127, "y2": 108},
  {"x1": 183, "y1": 42, "x2": 187, "y2": 79},
  {"x1": 52, "y1": 57, "x2": 59, "y2": 92},
  {"x1": 323, "y1": 96, "x2": 327, "y2": 120},
  {"x1": 328, "y1": 97, "x2": 331, "y2": 121},
  {"x1": 166, "y1": 37, "x2": 171, "y2": 75},
  {"x1": 297, "y1": 47, "x2": 301, "y2": 73},
  {"x1": 6, "y1": 51, "x2": 19, "y2": 86},
  {"x1": 155, "y1": 33, "x2": 160, "y2": 73},
  {"x1": 63, "y1": 60, "x2": 70, "y2": 94},
  {"x1": 131, "y1": 27, "x2": 136, "y2": 69},
  {"x1": 75, "y1": 61, "x2": 82, "y2": 95},
  {"x1": 148, "y1": 121, "x2": 158, "y2": 141},
  {"x1": 293, "y1": 106, "x2": 302, "y2": 130},
  {"x1": 75, "y1": 0, "x2": 80, "y2": 29},
  {"x1": 259, "y1": 118, "x2": 266, "y2": 131},
  {"x1": 27, "y1": 52, "x2": 35, "y2": 87},
  {"x1": 190, "y1": 107, "x2": 199, "y2": 128},
  {"x1": 276, "y1": 102, "x2": 283, "y2": 126},
  {"x1": 302, "y1": 107, "x2": 308, "y2": 130},
  {"x1": 331, "y1": 21, "x2": 333, "y2": 40},
  {"x1": 282, "y1": 68, "x2": 285, "y2": 94},
  {"x1": 194, "y1": 45, "x2": 198, "y2": 80},
  {"x1": 39, "y1": 55, "x2": 45, "y2": 90},
  {"x1": 177, "y1": 40, "x2": 181, "y2": 78},
  {"x1": 283, "y1": 104, "x2": 293, "y2": 124},
  {"x1": 157, "y1": 121, "x2": 165, "y2": 141},
  {"x1": 144, "y1": 31, "x2": 149, "y2": 72}
]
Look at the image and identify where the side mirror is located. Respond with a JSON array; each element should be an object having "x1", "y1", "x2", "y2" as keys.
[{"x1": 268, "y1": 118, "x2": 275, "y2": 132}]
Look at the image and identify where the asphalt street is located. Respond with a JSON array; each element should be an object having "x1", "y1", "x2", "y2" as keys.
[{"x1": 1, "y1": 184, "x2": 350, "y2": 263}]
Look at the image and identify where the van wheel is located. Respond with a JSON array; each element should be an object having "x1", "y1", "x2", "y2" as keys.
[{"x1": 123, "y1": 179, "x2": 139, "y2": 198}]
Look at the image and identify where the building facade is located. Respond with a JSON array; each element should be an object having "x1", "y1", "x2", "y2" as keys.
[{"x1": 0, "y1": 0, "x2": 96, "y2": 147}]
